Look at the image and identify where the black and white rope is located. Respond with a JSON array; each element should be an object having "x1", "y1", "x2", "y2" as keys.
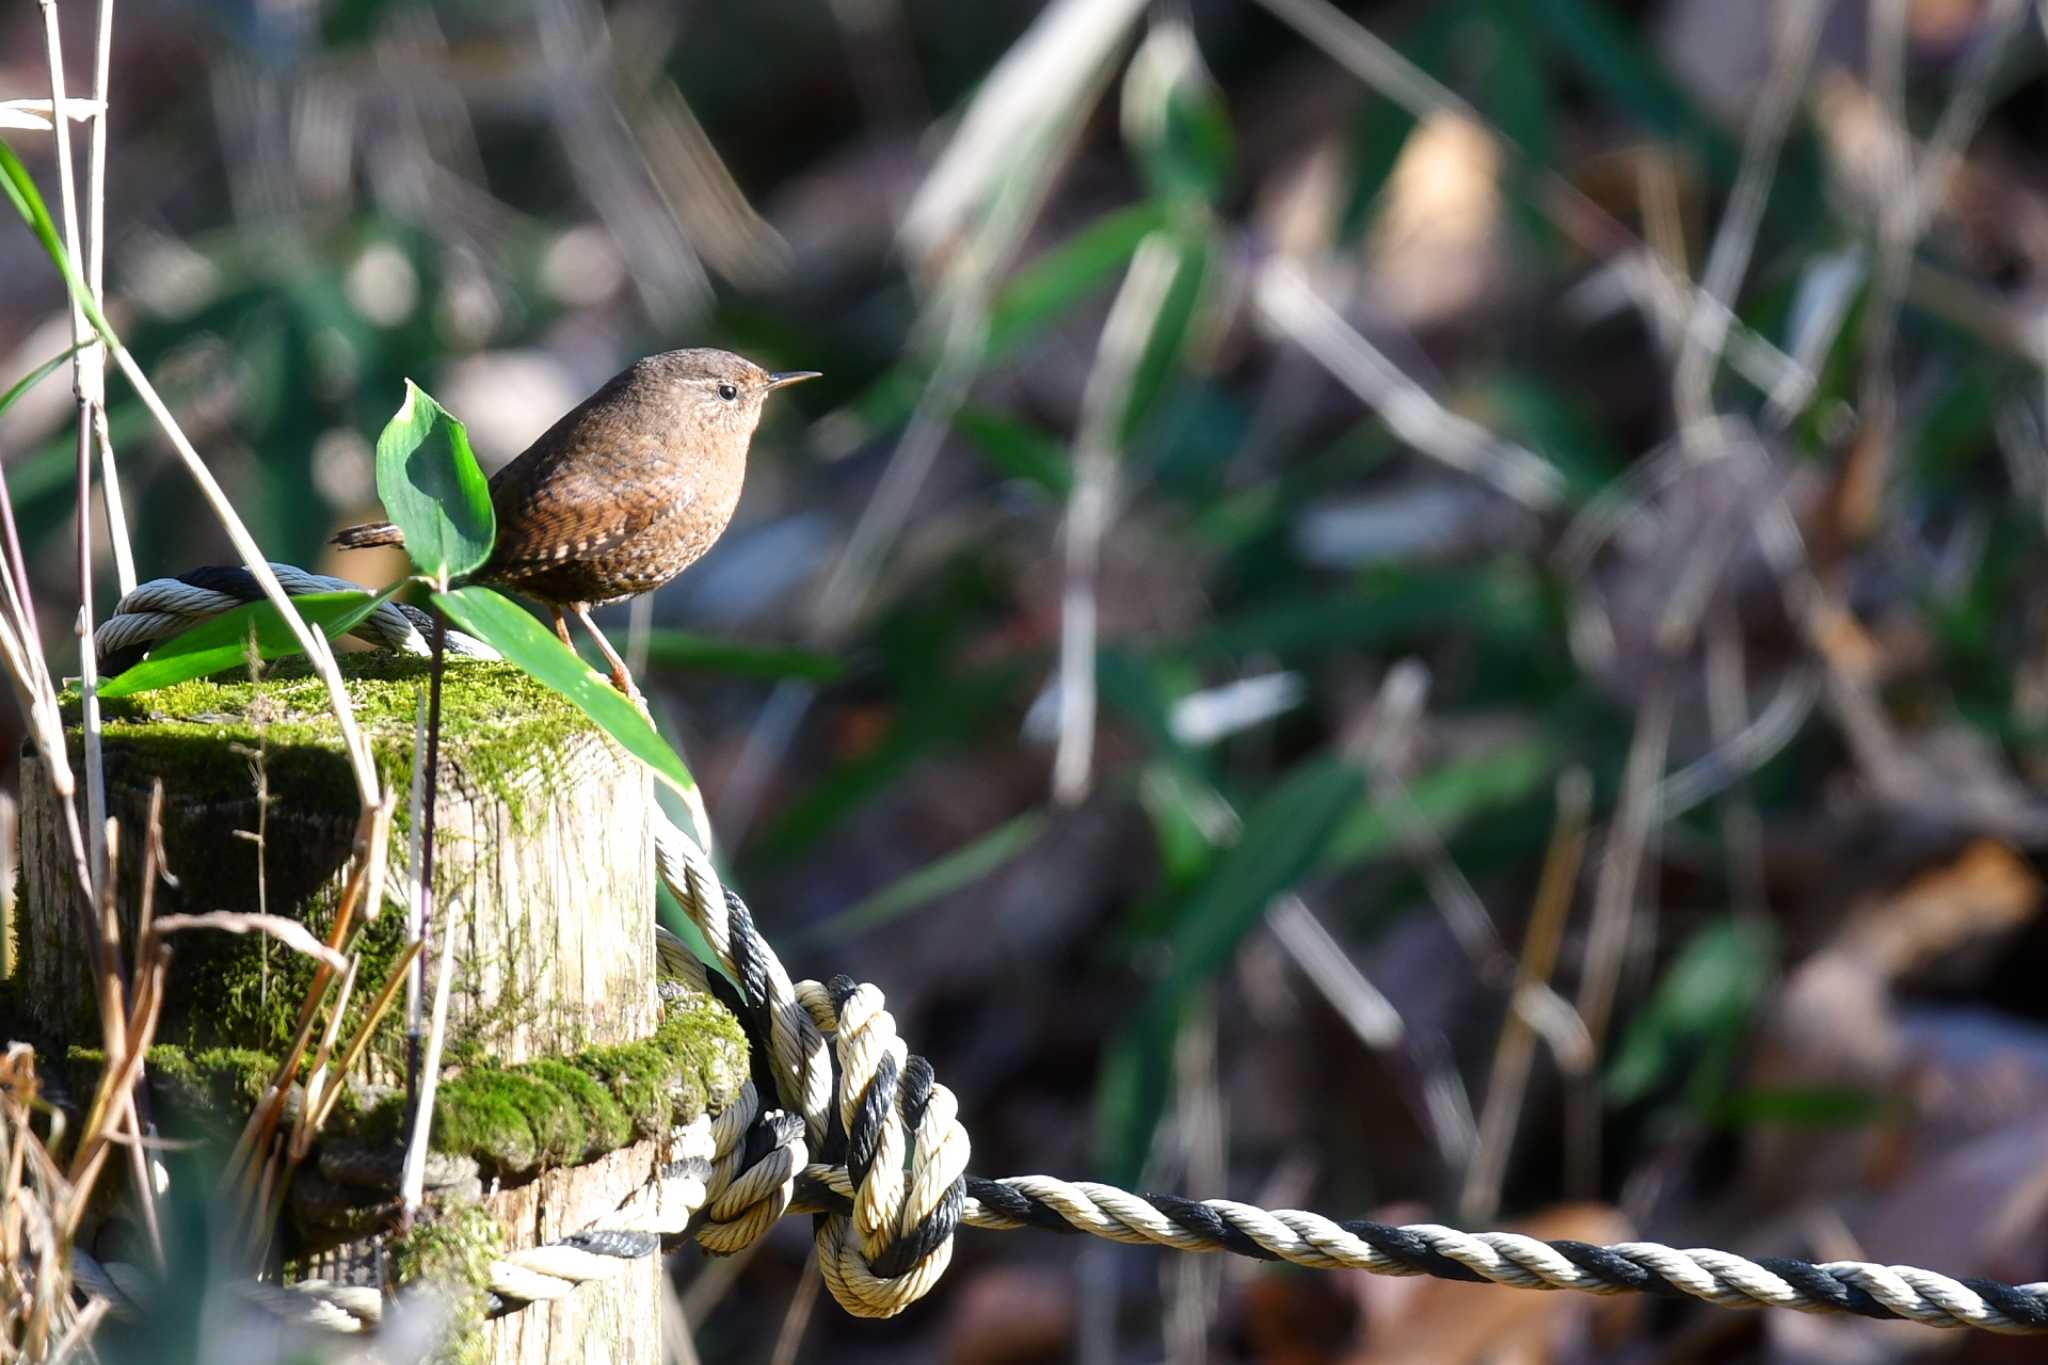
[
  {"x1": 652, "y1": 812, "x2": 2048, "y2": 1333},
  {"x1": 93, "y1": 564, "x2": 501, "y2": 671},
  {"x1": 78, "y1": 568, "x2": 2048, "y2": 1336}
]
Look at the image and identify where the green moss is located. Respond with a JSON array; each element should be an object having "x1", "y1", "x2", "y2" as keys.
[
  {"x1": 525, "y1": 1058, "x2": 630, "y2": 1157},
  {"x1": 64, "y1": 1043, "x2": 284, "y2": 1141},
  {"x1": 45, "y1": 652, "x2": 604, "y2": 1057},
  {"x1": 66, "y1": 984, "x2": 747, "y2": 1185},
  {"x1": 660, "y1": 992, "x2": 750, "y2": 1121},
  {"x1": 428, "y1": 1077, "x2": 542, "y2": 1175},
  {"x1": 388, "y1": 1200, "x2": 503, "y2": 1365},
  {"x1": 84, "y1": 652, "x2": 601, "y2": 832},
  {"x1": 457, "y1": 1069, "x2": 585, "y2": 1170},
  {"x1": 576, "y1": 1036, "x2": 680, "y2": 1139}
]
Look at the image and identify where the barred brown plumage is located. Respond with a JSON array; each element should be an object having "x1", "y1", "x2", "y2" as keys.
[{"x1": 333, "y1": 348, "x2": 818, "y2": 697}]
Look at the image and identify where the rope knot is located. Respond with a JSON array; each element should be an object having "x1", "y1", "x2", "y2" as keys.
[{"x1": 796, "y1": 977, "x2": 970, "y2": 1318}]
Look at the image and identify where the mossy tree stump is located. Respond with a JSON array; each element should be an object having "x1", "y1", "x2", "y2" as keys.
[{"x1": 17, "y1": 653, "x2": 686, "y2": 1363}]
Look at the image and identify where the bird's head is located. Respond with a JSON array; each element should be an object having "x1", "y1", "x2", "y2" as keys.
[{"x1": 638, "y1": 348, "x2": 820, "y2": 441}]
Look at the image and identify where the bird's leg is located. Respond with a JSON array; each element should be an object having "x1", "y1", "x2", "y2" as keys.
[
  {"x1": 573, "y1": 604, "x2": 641, "y2": 701},
  {"x1": 551, "y1": 608, "x2": 573, "y2": 651}
]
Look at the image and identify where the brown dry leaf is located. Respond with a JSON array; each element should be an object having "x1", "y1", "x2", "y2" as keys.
[
  {"x1": 1235, "y1": 1271, "x2": 1358, "y2": 1365},
  {"x1": 1259, "y1": 136, "x2": 1348, "y2": 266},
  {"x1": 1912, "y1": 0, "x2": 1996, "y2": 48},
  {"x1": 1365, "y1": 113, "x2": 1504, "y2": 327},
  {"x1": 1810, "y1": 601, "x2": 1885, "y2": 682},
  {"x1": 1811, "y1": 67, "x2": 1906, "y2": 223},
  {"x1": 1746, "y1": 842, "x2": 2043, "y2": 1204},
  {"x1": 1343, "y1": 1204, "x2": 1637, "y2": 1365},
  {"x1": 1838, "y1": 839, "x2": 2043, "y2": 977},
  {"x1": 939, "y1": 1264, "x2": 1078, "y2": 1365}
]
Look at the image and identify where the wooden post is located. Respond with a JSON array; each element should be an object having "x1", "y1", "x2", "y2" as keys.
[{"x1": 14, "y1": 653, "x2": 716, "y2": 1362}]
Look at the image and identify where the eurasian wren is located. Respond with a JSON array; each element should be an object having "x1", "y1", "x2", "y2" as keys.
[{"x1": 334, "y1": 349, "x2": 818, "y2": 694}]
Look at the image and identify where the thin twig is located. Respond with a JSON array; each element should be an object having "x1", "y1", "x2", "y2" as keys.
[
  {"x1": 223, "y1": 815, "x2": 378, "y2": 1216},
  {"x1": 1252, "y1": 0, "x2": 1814, "y2": 416},
  {"x1": 1852, "y1": 0, "x2": 2030, "y2": 525},
  {"x1": 399, "y1": 610, "x2": 449, "y2": 1226},
  {"x1": 60, "y1": 945, "x2": 167, "y2": 1242},
  {"x1": 1256, "y1": 261, "x2": 1565, "y2": 510},
  {"x1": 148, "y1": 913, "x2": 352, "y2": 976},
  {"x1": 1462, "y1": 769, "x2": 1591, "y2": 1222},
  {"x1": 123, "y1": 781, "x2": 167, "y2": 1267},
  {"x1": 766, "y1": 1246, "x2": 823, "y2": 1365},
  {"x1": 1568, "y1": 680, "x2": 1675, "y2": 1195},
  {"x1": 306, "y1": 936, "x2": 421, "y2": 1138},
  {"x1": 399, "y1": 892, "x2": 459, "y2": 1222},
  {"x1": 1673, "y1": 0, "x2": 1829, "y2": 427}
]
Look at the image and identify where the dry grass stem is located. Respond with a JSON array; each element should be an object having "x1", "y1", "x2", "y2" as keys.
[
  {"x1": 39, "y1": 0, "x2": 110, "y2": 916},
  {"x1": 1258, "y1": 0, "x2": 1815, "y2": 416},
  {"x1": 1257, "y1": 260, "x2": 1565, "y2": 510},
  {"x1": 1462, "y1": 769, "x2": 1591, "y2": 1223},
  {"x1": 1568, "y1": 682, "x2": 1675, "y2": 1195},
  {"x1": 1054, "y1": 231, "x2": 1181, "y2": 804},
  {"x1": 148, "y1": 912, "x2": 352, "y2": 976},
  {"x1": 1673, "y1": 0, "x2": 1828, "y2": 426},
  {"x1": 399, "y1": 895, "x2": 461, "y2": 1218},
  {"x1": 85, "y1": 0, "x2": 133, "y2": 596},
  {"x1": 306, "y1": 936, "x2": 422, "y2": 1138}
]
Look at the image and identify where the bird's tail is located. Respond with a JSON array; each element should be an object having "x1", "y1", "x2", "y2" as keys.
[{"x1": 332, "y1": 521, "x2": 404, "y2": 550}]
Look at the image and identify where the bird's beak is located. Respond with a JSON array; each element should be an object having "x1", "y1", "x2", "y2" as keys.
[{"x1": 766, "y1": 370, "x2": 823, "y2": 391}]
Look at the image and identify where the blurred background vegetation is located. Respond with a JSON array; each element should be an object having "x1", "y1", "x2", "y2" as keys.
[{"x1": 7, "y1": 0, "x2": 2048, "y2": 1360}]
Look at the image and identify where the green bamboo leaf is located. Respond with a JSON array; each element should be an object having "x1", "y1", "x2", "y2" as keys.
[
  {"x1": 1157, "y1": 758, "x2": 1365, "y2": 992},
  {"x1": 1607, "y1": 916, "x2": 1777, "y2": 1108},
  {"x1": 638, "y1": 629, "x2": 845, "y2": 682},
  {"x1": 0, "y1": 139, "x2": 117, "y2": 346},
  {"x1": 0, "y1": 343, "x2": 86, "y2": 419},
  {"x1": 985, "y1": 202, "x2": 1169, "y2": 356},
  {"x1": 1094, "y1": 990, "x2": 1186, "y2": 1187},
  {"x1": 799, "y1": 809, "x2": 1050, "y2": 947},
  {"x1": 432, "y1": 586, "x2": 696, "y2": 799},
  {"x1": 1122, "y1": 19, "x2": 1233, "y2": 207},
  {"x1": 376, "y1": 381, "x2": 495, "y2": 586},
  {"x1": 99, "y1": 591, "x2": 392, "y2": 698},
  {"x1": 953, "y1": 408, "x2": 1074, "y2": 496},
  {"x1": 1120, "y1": 236, "x2": 1208, "y2": 441}
]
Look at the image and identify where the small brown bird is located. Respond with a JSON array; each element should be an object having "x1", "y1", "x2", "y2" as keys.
[{"x1": 335, "y1": 349, "x2": 818, "y2": 696}]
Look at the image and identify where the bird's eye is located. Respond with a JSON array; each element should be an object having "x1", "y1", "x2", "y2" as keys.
[{"x1": 717, "y1": 382, "x2": 739, "y2": 402}]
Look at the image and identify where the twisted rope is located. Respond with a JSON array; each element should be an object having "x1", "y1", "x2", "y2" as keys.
[
  {"x1": 653, "y1": 765, "x2": 2048, "y2": 1332},
  {"x1": 93, "y1": 564, "x2": 501, "y2": 670},
  {"x1": 78, "y1": 569, "x2": 2048, "y2": 1337}
]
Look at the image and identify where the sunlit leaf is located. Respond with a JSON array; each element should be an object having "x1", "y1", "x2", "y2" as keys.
[
  {"x1": 376, "y1": 381, "x2": 494, "y2": 586},
  {"x1": 1321, "y1": 740, "x2": 1554, "y2": 874},
  {"x1": 99, "y1": 591, "x2": 391, "y2": 698},
  {"x1": 432, "y1": 586, "x2": 696, "y2": 800}
]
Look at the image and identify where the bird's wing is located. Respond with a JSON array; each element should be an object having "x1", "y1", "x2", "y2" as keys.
[{"x1": 485, "y1": 443, "x2": 698, "y2": 579}]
